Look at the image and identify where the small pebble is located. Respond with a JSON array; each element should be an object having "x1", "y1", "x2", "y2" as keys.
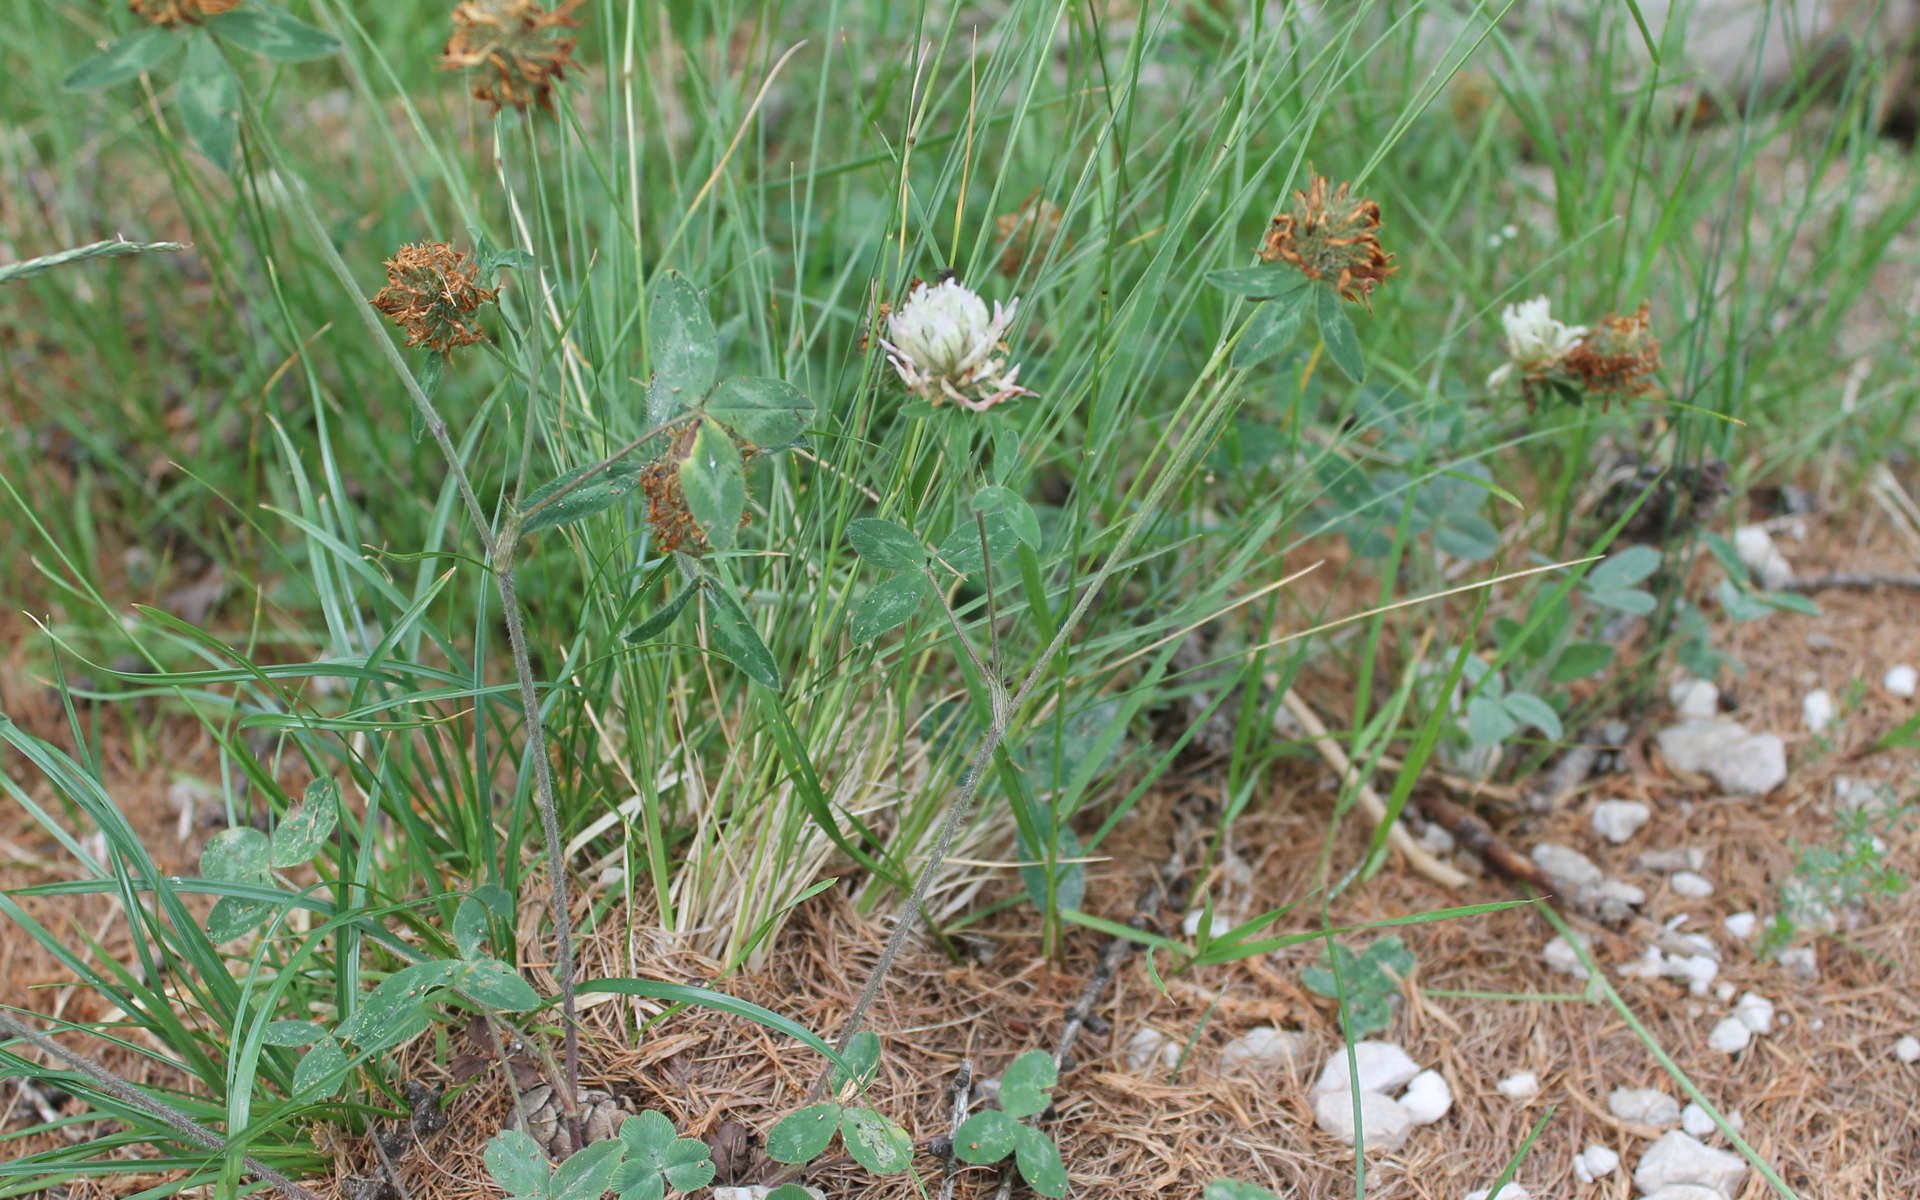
[
  {"x1": 1311, "y1": 1087, "x2": 1413, "y2": 1152},
  {"x1": 1125, "y1": 1028, "x2": 1179, "y2": 1073},
  {"x1": 1495, "y1": 1071, "x2": 1540, "y2": 1101},
  {"x1": 1680, "y1": 1102, "x2": 1715, "y2": 1138},
  {"x1": 1311, "y1": 1042, "x2": 1421, "y2": 1096},
  {"x1": 1802, "y1": 688, "x2": 1835, "y2": 734},
  {"x1": 1183, "y1": 909, "x2": 1230, "y2": 938},
  {"x1": 1573, "y1": 1143, "x2": 1619, "y2": 1182},
  {"x1": 1707, "y1": 1016, "x2": 1752, "y2": 1054},
  {"x1": 597, "y1": 866, "x2": 625, "y2": 887},
  {"x1": 1542, "y1": 935, "x2": 1589, "y2": 979},
  {"x1": 1894, "y1": 1035, "x2": 1920, "y2": 1064},
  {"x1": 1677, "y1": 953, "x2": 1719, "y2": 995},
  {"x1": 1219, "y1": 1026, "x2": 1309, "y2": 1076},
  {"x1": 1591, "y1": 800, "x2": 1652, "y2": 844},
  {"x1": 1634, "y1": 1131, "x2": 1749, "y2": 1196},
  {"x1": 1608, "y1": 1086, "x2": 1680, "y2": 1128},
  {"x1": 1463, "y1": 1186, "x2": 1529, "y2": 1200},
  {"x1": 1886, "y1": 664, "x2": 1918, "y2": 698},
  {"x1": 1733, "y1": 524, "x2": 1793, "y2": 589},
  {"x1": 1669, "y1": 678, "x2": 1720, "y2": 719},
  {"x1": 1714, "y1": 982, "x2": 1736, "y2": 1003},
  {"x1": 1723, "y1": 912, "x2": 1757, "y2": 939},
  {"x1": 1733, "y1": 992, "x2": 1775, "y2": 1035},
  {"x1": 1531, "y1": 842, "x2": 1603, "y2": 889},
  {"x1": 1671, "y1": 870, "x2": 1715, "y2": 898},
  {"x1": 1398, "y1": 1069, "x2": 1453, "y2": 1125}
]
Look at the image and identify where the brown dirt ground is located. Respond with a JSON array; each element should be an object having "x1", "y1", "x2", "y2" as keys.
[{"x1": 7, "y1": 485, "x2": 1918, "y2": 1199}]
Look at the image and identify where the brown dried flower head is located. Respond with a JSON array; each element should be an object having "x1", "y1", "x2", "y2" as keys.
[
  {"x1": 441, "y1": 0, "x2": 583, "y2": 115},
  {"x1": 1258, "y1": 173, "x2": 1397, "y2": 306},
  {"x1": 128, "y1": 0, "x2": 243, "y2": 27},
  {"x1": 1561, "y1": 302, "x2": 1662, "y2": 399},
  {"x1": 640, "y1": 424, "x2": 758, "y2": 556},
  {"x1": 369, "y1": 242, "x2": 499, "y2": 357},
  {"x1": 994, "y1": 191, "x2": 1072, "y2": 278}
]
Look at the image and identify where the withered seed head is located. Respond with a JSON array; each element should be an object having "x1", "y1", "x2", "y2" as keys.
[
  {"x1": 1258, "y1": 172, "x2": 1397, "y2": 307},
  {"x1": 1560, "y1": 302, "x2": 1662, "y2": 400},
  {"x1": 128, "y1": 0, "x2": 243, "y2": 26},
  {"x1": 368, "y1": 242, "x2": 499, "y2": 357},
  {"x1": 441, "y1": 0, "x2": 583, "y2": 115}
]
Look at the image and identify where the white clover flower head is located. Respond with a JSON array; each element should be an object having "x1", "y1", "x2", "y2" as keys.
[
  {"x1": 1487, "y1": 294, "x2": 1587, "y2": 390},
  {"x1": 879, "y1": 276, "x2": 1033, "y2": 411}
]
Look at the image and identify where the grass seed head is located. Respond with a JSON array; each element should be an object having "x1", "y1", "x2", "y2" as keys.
[
  {"x1": 1259, "y1": 172, "x2": 1397, "y2": 306},
  {"x1": 128, "y1": 0, "x2": 243, "y2": 26},
  {"x1": 441, "y1": 0, "x2": 583, "y2": 115},
  {"x1": 368, "y1": 241, "x2": 499, "y2": 357}
]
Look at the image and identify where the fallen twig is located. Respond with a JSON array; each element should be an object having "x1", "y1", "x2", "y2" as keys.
[
  {"x1": 1277, "y1": 689, "x2": 1470, "y2": 889},
  {"x1": 1409, "y1": 789, "x2": 1552, "y2": 894}
]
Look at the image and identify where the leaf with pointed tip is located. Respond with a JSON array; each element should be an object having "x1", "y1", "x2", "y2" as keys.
[
  {"x1": 453, "y1": 896, "x2": 488, "y2": 960},
  {"x1": 933, "y1": 511, "x2": 1016, "y2": 577},
  {"x1": 338, "y1": 961, "x2": 458, "y2": 1049},
  {"x1": 679, "y1": 420, "x2": 745, "y2": 553},
  {"x1": 177, "y1": 34, "x2": 240, "y2": 171},
  {"x1": 627, "y1": 585, "x2": 695, "y2": 642},
  {"x1": 646, "y1": 272, "x2": 718, "y2": 425},
  {"x1": 972, "y1": 486, "x2": 1041, "y2": 549},
  {"x1": 459, "y1": 957, "x2": 541, "y2": 1011},
  {"x1": 1501, "y1": 692, "x2": 1563, "y2": 741},
  {"x1": 263, "y1": 1020, "x2": 326, "y2": 1047},
  {"x1": 846, "y1": 518, "x2": 925, "y2": 571},
  {"x1": 1231, "y1": 294, "x2": 1306, "y2": 369},
  {"x1": 550, "y1": 1138, "x2": 625, "y2": 1200},
  {"x1": 701, "y1": 581, "x2": 780, "y2": 690},
  {"x1": 850, "y1": 571, "x2": 929, "y2": 645},
  {"x1": 521, "y1": 462, "x2": 645, "y2": 536},
  {"x1": 292, "y1": 1036, "x2": 347, "y2": 1100},
  {"x1": 63, "y1": 27, "x2": 180, "y2": 91},
  {"x1": 829, "y1": 1031, "x2": 882, "y2": 1093},
  {"x1": 705, "y1": 376, "x2": 810, "y2": 449},
  {"x1": 1314, "y1": 285, "x2": 1365, "y2": 383},
  {"x1": 1206, "y1": 267, "x2": 1307, "y2": 299},
  {"x1": 205, "y1": 4, "x2": 340, "y2": 59},
  {"x1": 1466, "y1": 695, "x2": 1518, "y2": 746},
  {"x1": 270, "y1": 777, "x2": 338, "y2": 867}
]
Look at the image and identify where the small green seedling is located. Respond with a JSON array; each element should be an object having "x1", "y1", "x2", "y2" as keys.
[
  {"x1": 765, "y1": 1032, "x2": 913, "y2": 1176},
  {"x1": 482, "y1": 1108, "x2": 717, "y2": 1200},
  {"x1": 1204, "y1": 1181, "x2": 1283, "y2": 1200},
  {"x1": 952, "y1": 1050, "x2": 1069, "y2": 1198},
  {"x1": 1301, "y1": 935, "x2": 1413, "y2": 1039}
]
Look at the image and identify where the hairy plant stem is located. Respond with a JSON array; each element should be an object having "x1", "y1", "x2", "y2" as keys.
[
  {"x1": 246, "y1": 103, "x2": 582, "y2": 1110},
  {"x1": 817, "y1": 338, "x2": 1242, "y2": 1092},
  {"x1": 0, "y1": 1011, "x2": 325, "y2": 1200}
]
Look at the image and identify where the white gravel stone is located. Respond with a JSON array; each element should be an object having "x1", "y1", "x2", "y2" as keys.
[
  {"x1": 1894, "y1": 1035, "x2": 1920, "y2": 1063},
  {"x1": 1733, "y1": 523, "x2": 1793, "y2": 589},
  {"x1": 1311, "y1": 1087, "x2": 1413, "y2": 1152},
  {"x1": 1608, "y1": 1086, "x2": 1681, "y2": 1128},
  {"x1": 1723, "y1": 912, "x2": 1758, "y2": 939},
  {"x1": 1712, "y1": 732, "x2": 1788, "y2": 796},
  {"x1": 1733, "y1": 992, "x2": 1775, "y2": 1035},
  {"x1": 1311, "y1": 1042, "x2": 1421, "y2": 1096},
  {"x1": 1542, "y1": 935, "x2": 1590, "y2": 979},
  {"x1": 1671, "y1": 870, "x2": 1715, "y2": 898},
  {"x1": 1496, "y1": 1071, "x2": 1541, "y2": 1101},
  {"x1": 1183, "y1": 908, "x2": 1230, "y2": 938},
  {"x1": 1462, "y1": 1186, "x2": 1530, "y2": 1200},
  {"x1": 1655, "y1": 719, "x2": 1743, "y2": 774},
  {"x1": 1220, "y1": 1026, "x2": 1310, "y2": 1076},
  {"x1": 1680, "y1": 1102, "x2": 1716, "y2": 1138},
  {"x1": 1802, "y1": 688, "x2": 1836, "y2": 733},
  {"x1": 1715, "y1": 982, "x2": 1737, "y2": 1003},
  {"x1": 1677, "y1": 953, "x2": 1719, "y2": 995},
  {"x1": 1634, "y1": 1131, "x2": 1749, "y2": 1196},
  {"x1": 1885, "y1": 664, "x2": 1918, "y2": 698},
  {"x1": 1642, "y1": 1188, "x2": 1732, "y2": 1200},
  {"x1": 1126, "y1": 1027, "x2": 1179, "y2": 1073},
  {"x1": 1531, "y1": 842, "x2": 1603, "y2": 889},
  {"x1": 1591, "y1": 800, "x2": 1653, "y2": 844},
  {"x1": 1573, "y1": 1143, "x2": 1619, "y2": 1182},
  {"x1": 1707, "y1": 1016, "x2": 1753, "y2": 1054},
  {"x1": 715, "y1": 1189, "x2": 824, "y2": 1200},
  {"x1": 1398, "y1": 1069, "x2": 1453, "y2": 1125},
  {"x1": 1669, "y1": 678, "x2": 1721, "y2": 719}
]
